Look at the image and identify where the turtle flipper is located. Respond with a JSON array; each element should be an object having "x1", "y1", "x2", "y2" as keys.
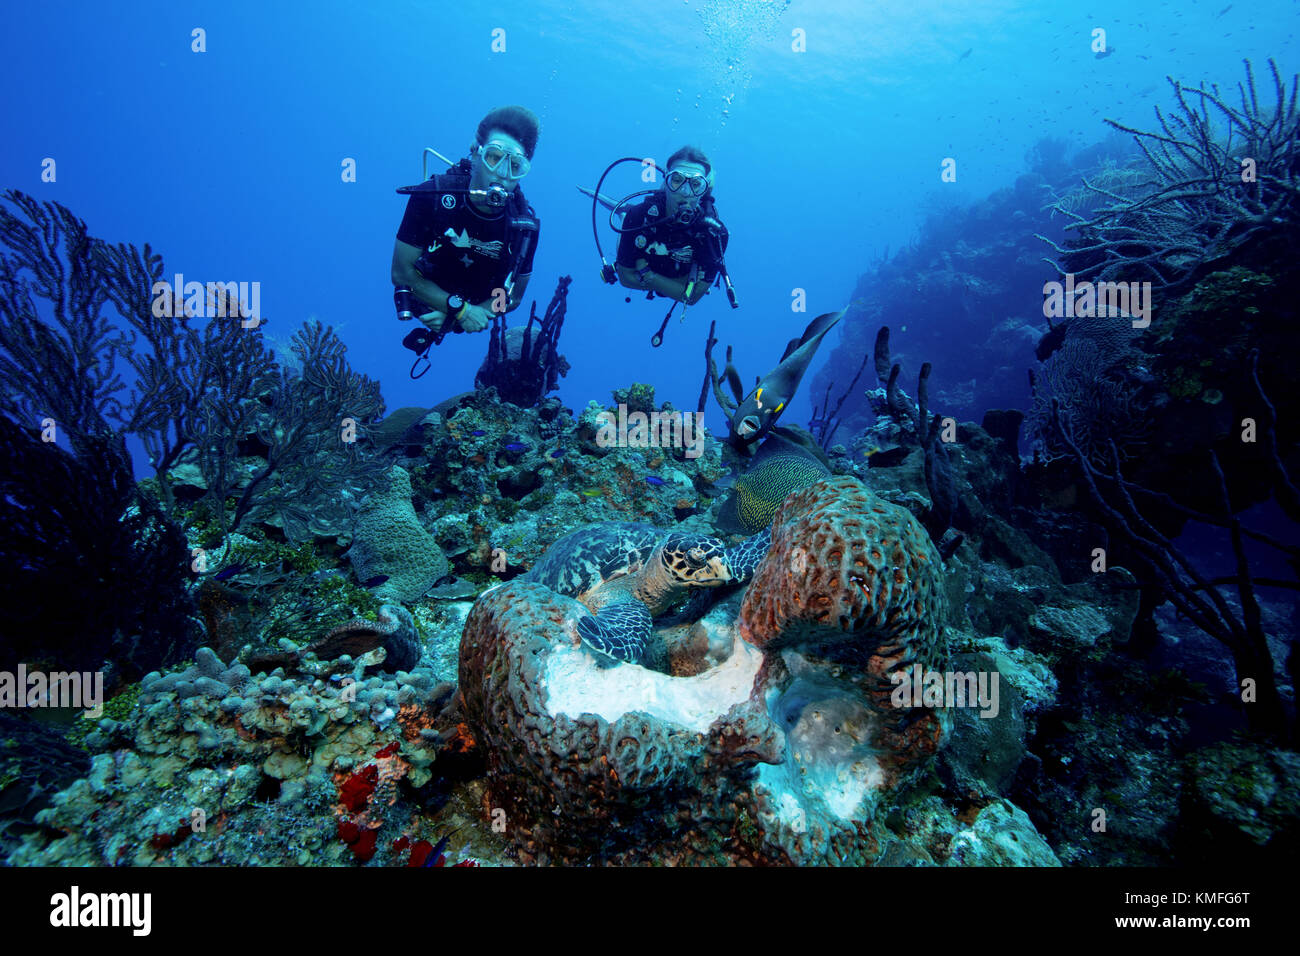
[
  {"x1": 577, "y1": 601, "x2": 653, "y2": 664},
  {"x1": 723, "y1": 526, "x2": 772, "y2": 582}
]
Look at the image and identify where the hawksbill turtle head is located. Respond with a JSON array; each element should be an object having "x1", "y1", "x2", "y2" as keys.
[{"x1": 657, "y1": 531, "x2": 734, "y2": 588}]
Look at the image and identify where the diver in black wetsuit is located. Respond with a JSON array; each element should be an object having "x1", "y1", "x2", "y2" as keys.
[
  {"x1": 613, "y1": 146, "x2": 728, "y2": 307},
  {"x1": 390, "y1": 105, "x2": 541, "y2": 342}
]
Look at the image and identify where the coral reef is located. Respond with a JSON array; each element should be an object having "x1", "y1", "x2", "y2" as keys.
[
  {"x1": 9, "y1": 647, "x2": 458, "y2": 866},
  {"x1": 458, "y1": 581, "x2": 783, "y2": 864},
  {"x1": 204, "y1": 319, "x2": 387, "y2": 546},
  {"x1": 1040, "y1": 59, "x2": 1299, "y2": 295},
  {"x1": 1026, "y1": 317, "x2": 1152, "y2": 468},
  {"x1": 0, "y1": 713, "x2": 92, "y2": 860},
  {"x1": 0, "y1": 195, "x2": 200, "y2": 677},
  {"x1": 458, "y1": 474, "x2": 956, "y2": 865}
]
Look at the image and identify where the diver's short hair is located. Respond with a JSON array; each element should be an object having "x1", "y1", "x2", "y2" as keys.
[
  {"x1": 477, "y1": 106, "x2": 541, "y2": 159},
  {"x1": 666, "y1": 145, "x2": 711, "y2": 175}
]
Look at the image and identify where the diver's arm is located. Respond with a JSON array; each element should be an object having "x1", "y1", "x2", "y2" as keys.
[
  {"x1": 391, "y1": 240, "x2": 455, "y2": 319},
  {"x1": 682, "y1": 269, "x2": 710, "y2": 305},
  {"x1": 471, "y1": 273, "x2": 529, "y2": 318},
  {"x1": 616, "y1": 260, "x2": 698, "y2": 303},
  {"x1": 507, "y1": 273, "x2": 531, "y2": 311}
]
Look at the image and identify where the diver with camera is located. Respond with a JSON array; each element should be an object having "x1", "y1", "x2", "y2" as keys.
[
  {"x1": 390, "y1": 105, "x2": 541, "y2": 377},
  {"x1": 584, "y1": 145, "x2": 737, "y2": 348}
]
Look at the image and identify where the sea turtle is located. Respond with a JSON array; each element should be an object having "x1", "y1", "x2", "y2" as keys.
[{"x1": 522, "y1": 521, "x2": 772, "y2": 664}]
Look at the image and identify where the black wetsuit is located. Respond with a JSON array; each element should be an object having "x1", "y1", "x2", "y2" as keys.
[
  {"x1": 395, "y1": 169, "x2": 539, "y2": 306},
  {"x1": 615, "y1": 192, "x2": 728, "y2": 283}
]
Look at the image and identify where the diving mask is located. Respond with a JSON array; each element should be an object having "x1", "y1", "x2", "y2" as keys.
[
  {"x1": 666, "y1": 168, "x2": 709, "y2": 196},
  {"x1": 477, "y1": 141, "x2": 531, "y2": 179}
]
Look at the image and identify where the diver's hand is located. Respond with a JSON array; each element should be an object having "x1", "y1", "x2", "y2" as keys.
[
  {"x1": 457, "y1": 304, "x2": 493, "y2": 333},
  {"x1": 418, "y1": 310, "x2": 447, "y2": 333}
]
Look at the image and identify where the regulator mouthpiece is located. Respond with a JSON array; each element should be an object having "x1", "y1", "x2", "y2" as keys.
[{"x1": 472, "y1": 184, "x2": 510, "y2": 207}]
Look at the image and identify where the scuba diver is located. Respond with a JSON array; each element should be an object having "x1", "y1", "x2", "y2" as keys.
[
  {"x1": 614, "y1": 147, "x2": 727, "y2": 305},
  {"x1": 391, "y1": 105, "x2": 541, "y2": 376},
  {"x1": 584, "y1": 146, "x2": 737, "y2": 347}
]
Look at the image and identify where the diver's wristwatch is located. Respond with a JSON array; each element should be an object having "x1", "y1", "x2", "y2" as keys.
[{"x1": 446, "y1": 294, "x2": 466, "y2": 319}]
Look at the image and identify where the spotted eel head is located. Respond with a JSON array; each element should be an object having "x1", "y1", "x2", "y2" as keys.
[{"x1": 659, "y1": 532, "x2": 733, "y2": 588}]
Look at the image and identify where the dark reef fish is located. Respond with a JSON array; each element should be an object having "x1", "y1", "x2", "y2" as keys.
[
  {"x1": 212, "y1": 563, "x2": 249, "y2": 582},
  {"x1": 730, "y1": 309, "x2": 844, "y2": 451},
  {"x1": 362, "y1": 575, "x2": 390, "y2": 588},
  {"x1": 502, "y1": 441, "x2": 530, "y2": 453},
  {"x1": 550, "y1": 448, "x2": 565, "y2": 459},
  {"x1": 422, "y1": 834, "x2": 451, "y2": 867},
  {"x1": 470, "y1": 429, "x2": 486, "y2": 436}
]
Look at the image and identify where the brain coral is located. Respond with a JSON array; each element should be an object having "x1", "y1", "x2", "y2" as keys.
[{"x1": 348, "y1": 465, "x2": 449, "y2": 603}]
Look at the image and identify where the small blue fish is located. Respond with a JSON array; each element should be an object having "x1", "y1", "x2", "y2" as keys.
[
  {"x1": 549, "y1": 449, "x2": 565, "y2": 459},
  {"x1": 470, "y1": 429, "x2": 486, "y2": 436},
  {"x1": 423, "y1": 834, "x2": 451, "y2": 868},
  {"x1": 213, "y1": 563, "x2": 248, "y2": 581},
  {"x1": 362, "y1": 575, "x2": 389, "y2": 588},
  {"x1": 503, "y1": 442, "x2": 529, "y2": 453},
  {"x1": 644, "y1": 475, "x2": 666, "y2": 487}
]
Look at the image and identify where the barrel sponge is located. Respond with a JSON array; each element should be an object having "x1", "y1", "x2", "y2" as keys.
[
  {"x1": 458, "y1": 580, "x2": 784, "y2": 863},
  {"x1": 348, "y1": 466, "x2": 448, "y2": 604},
  {"x1": 738, "y1": 475, "x2": 947, "y2": 698}
]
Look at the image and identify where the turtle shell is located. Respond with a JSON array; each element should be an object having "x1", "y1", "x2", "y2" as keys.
[{"x1": 522, "y1": 522, "x2": 661, "y2": 601}]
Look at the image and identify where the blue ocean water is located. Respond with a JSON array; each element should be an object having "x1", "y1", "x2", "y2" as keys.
[
  {"x1": 5, "y1": 0, "x2": 1300, "y2": 886},
  {"x1": 5, "y1": 0, "x2": 1293, "y2": 448}
]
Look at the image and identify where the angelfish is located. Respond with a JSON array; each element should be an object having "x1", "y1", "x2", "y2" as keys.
[{"x1": 730, "y1": 309, "x2": 844, "y2": 449}]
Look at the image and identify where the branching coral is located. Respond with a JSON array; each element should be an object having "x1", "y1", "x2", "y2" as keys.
[
  {"x1": 203, "y1": 318, "x2": 388, "y2": 545},
  {"x1": 1038, "y1": 58, "x2": 1300, "y2": 294},
  {"x1": 1, "y1": 190, "x2": 388, "y2": 551},
  {"x1": 1046, "y1": 350, "x2": 1295, "y2": 743},
  {"x1": 1027, "y1": 332, "x2": 1152, "y2": 468},
  {"x1": 0, "y1": 191, "x2": 392, "y2": 675}
]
